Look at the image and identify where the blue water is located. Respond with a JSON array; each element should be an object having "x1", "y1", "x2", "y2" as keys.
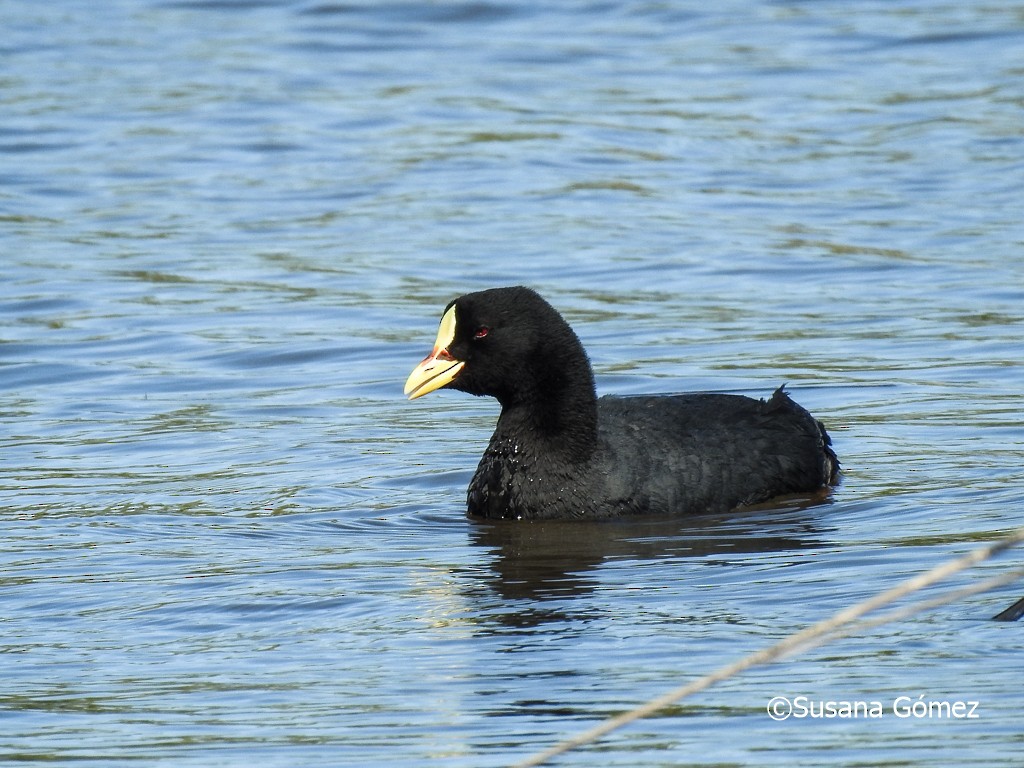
[{"x1": 2, "y1": 1, "x2": 1023, "y2": 765}]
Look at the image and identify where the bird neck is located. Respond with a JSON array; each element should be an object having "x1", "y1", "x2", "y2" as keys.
[{"x1": 495, "y1": 359, "x2": 599, "y2": 463}]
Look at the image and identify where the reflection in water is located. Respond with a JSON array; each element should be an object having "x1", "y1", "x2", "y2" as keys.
[{"x1": 466, "y1": 496, "x2": 836, "y2": 609}]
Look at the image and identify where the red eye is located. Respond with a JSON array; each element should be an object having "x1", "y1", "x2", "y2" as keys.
[{"x1": 474, "y1": 326, "x2": 490, "y2": 340}]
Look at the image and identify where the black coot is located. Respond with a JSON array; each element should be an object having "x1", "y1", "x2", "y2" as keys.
[{"x1": 405, "y1": 286, "x2": 839, "y2": 520}]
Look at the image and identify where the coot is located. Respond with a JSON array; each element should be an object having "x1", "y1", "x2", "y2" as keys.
[{"x1": 405, "y1": 286, "x2": 838, "y2": 520}]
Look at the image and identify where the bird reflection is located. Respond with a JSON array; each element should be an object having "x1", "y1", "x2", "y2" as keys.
[{"x1": 464, "y1": 493, "x2": 835, "y2": 619}]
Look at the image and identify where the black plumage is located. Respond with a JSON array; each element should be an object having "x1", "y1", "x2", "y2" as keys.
[{"x1": 405, "y1": 286, "x2": 839, "y2": 520}]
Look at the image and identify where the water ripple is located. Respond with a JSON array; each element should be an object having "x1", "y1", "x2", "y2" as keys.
[{"x1": 2, "y1": 0, "x2": 1023, "y2": 765}]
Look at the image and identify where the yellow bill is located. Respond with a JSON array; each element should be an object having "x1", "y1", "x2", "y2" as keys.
[{"x1": 404, "y1": 304, "x2": 466, "y2": 399}]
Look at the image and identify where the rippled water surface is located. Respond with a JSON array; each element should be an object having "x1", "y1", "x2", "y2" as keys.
[{"x1": 3, "y1": 1, "x2": 1023, "y2": 765}]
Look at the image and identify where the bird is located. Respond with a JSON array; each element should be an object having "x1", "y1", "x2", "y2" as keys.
[{"x1": 404, "y1": 286, "x2": 839, "y2": 520}]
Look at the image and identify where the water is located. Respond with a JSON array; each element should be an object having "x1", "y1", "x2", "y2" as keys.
[{"x1": 2, "y1": 1, "x2": 1023, "y2": 765}]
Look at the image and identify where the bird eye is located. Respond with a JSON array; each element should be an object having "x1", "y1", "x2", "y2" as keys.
[{"x1": 473, "y1": 326, "x2": 490, "y2": 340}]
